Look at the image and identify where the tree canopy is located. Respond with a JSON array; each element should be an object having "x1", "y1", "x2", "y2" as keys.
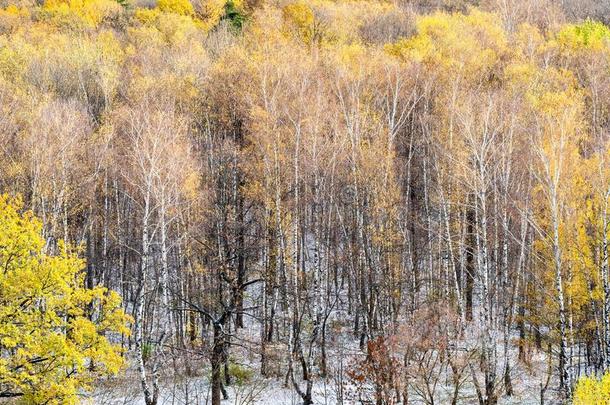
[{"x1": 0, "y1": 195, "x2": 130, "y2": 404}]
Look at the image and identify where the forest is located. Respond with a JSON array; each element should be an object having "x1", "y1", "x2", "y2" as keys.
[{"x1": 0, "y1": 0, "x2": 609, "y2": 403}]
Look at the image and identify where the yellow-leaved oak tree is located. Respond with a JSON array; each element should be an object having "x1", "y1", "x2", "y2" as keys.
[{"x1": 0, "y1": 195, "x2": 131, "y2": 404}]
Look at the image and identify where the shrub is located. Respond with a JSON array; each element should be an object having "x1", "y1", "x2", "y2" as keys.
[
  {"x1": 573, "y1": 372, "x2": 610, "y2": 405},
  {"x1": 227, "y1": 362, "x2": 254, "y2": 385}
]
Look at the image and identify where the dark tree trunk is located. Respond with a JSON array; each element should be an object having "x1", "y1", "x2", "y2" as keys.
[
  {"x1": 465, "y1": 205, "x2": 475, "y2": 321},
  {"x1": 235, "y1": 190, "x2": 246, "y2": 329},
  {"x1": 211, "y1": 323, "x2": 224, "y2": 405}
]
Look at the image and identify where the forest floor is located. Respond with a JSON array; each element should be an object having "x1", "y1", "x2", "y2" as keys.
[
  {"x1": 90, "y1": 366, "x2": 553, "y2": 405},
  {"x1": 89, "y1": 320, "x2": 561, "y2": 405}
]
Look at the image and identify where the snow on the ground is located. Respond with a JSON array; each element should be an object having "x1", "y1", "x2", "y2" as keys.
[{"x1": 89, "y1": 337, "x2": 562, "y2": 405}]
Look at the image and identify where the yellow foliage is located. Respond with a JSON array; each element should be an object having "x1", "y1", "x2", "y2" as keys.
[
  {"x1": 0, "y1": 26, "x2": 124, "y2": 106},
  {"x1": 134, "y1": 5, "x2": 208, "y2": 39},
  {"x1": 42, "y1": 0, "x2": 123, "y2": 29},
  {"x1": 134, "y1": 7, "x2": 162, "y2": 25},
  {"x1": 0, "y1": 5, "x2": 30, "y2": 33},
  {"x1": 182, "y1": 171, "x2": 201, "y2": 200},
  {"x1": 279, "y1": 0, "x2": 396, "y2": 46},
  {"x1": 573, "y1": 372, "x2": 610, "y2": 405},
  {"x1": 196, "y1": 0, "x2": 226, "y2": 30},
  {"x1": 148, "y1": 0, "x2": 226, "y2": 31},
  {"x1": 282, "y1": 1, "x2": 315, "y2": 44},
  {"x1": 557, "y1": 20, "x2": 610, "y2": 52},
  {"x1": 145, "y1": 0, "x2": 225, "y2": 32},
  {"x1": 157, "y1": 0, "x2": 194, "y2": 16},
  {"x1": 386, "y1": 9, "x2": 507, "y2": 80},
  {"x1": 0, "y1": 195, "x2": 131, "y2": 403}
]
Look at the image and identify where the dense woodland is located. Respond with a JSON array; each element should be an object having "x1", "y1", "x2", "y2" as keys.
[{"x1": 0, "y1": 0, "x2": 610, "y2": 404}]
